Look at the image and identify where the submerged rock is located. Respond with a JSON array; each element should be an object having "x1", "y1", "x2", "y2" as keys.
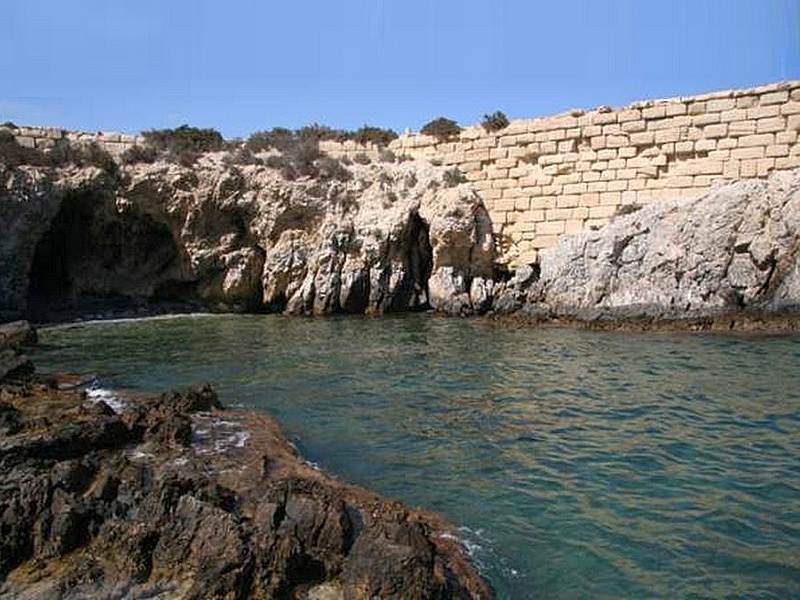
[{"x1": 0, "y1": 376, "x2": 492, "y2": 599}]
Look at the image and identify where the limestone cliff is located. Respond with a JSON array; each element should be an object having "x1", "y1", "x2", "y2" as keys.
[
  {"x1": 495, "y1": 168, "x2": 800, "y2": 322},
  {"x1": 0, "y1": 158, "x2": 494, "y2": 321}
]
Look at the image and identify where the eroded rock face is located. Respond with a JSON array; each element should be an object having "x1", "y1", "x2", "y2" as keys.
[
  {"x1": 506, "y1": 169, "x2": 800, "y2": 321},
  {"x1": 0, "y1": 378, "x2": 492, "y2": 599},
  {"x1": 1, "y1": 159, "x2": 495, "y2": 320}
]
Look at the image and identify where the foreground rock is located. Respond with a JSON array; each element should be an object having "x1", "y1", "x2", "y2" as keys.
[
  {"x1": 492, "y1": 168, "x2": 800, "y2": 325},
  {"x1": 0, "y1": 158, "x2": 494, "y2": 321},
  {"x1": 0, "y1": 321, "x2": 36, "y2": 382},
  {"x1": 0, "y1": 376, "x2": 492, "y2": 599}
]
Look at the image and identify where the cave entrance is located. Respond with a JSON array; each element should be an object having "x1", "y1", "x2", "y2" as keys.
[
  {"x1": 25, "y1": 188, "x2": 189, "y2": 320},
  {"x1": 388, "y1": 212, "x2": 433, "y2": 312}
]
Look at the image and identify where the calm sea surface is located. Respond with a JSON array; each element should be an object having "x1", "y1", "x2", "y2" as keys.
[{"x1": 36, "y1": 314, "x2": 800, "y2": 599}]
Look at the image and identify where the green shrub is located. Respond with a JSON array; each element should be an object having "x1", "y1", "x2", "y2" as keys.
[
  {"x1": 420, "y1": 117, "x2": 461, "y2": 142},
  {"x1": 353, "y1": 126, "x2": 398, "y2": 147},
  {"x1": 0, "y1": 131, "x2": 46, "y2": 167},
  {"x1": 352, "y1": 152, "x2": 371, "y2": 165},
  {"x1": 48, "y1": 142, "x2": 118, "y2": 174},
  {"x1": 120, "y1": 145, "x2": 158, "y2": 165},
  {"x1": 443, "y1": 167, "x2": 467, "y2": 187},
  {"x1": 316, "y1": 156, "x2": 352, "y2": 181},
  {"x1": 142, "y1": 125, "x2": 224, "y2": 164},
  {"x1": 481, "y1": 111, "x2": 510, "y2": 132}
]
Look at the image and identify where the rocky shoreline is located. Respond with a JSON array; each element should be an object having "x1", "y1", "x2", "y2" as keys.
[{"x1": 0, "y1": 322, "x2": 493, "y2": 599}]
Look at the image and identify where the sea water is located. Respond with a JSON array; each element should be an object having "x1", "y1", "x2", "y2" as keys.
[{"x1": 36, "y1": 314, "x2": 800, "y2": 599}]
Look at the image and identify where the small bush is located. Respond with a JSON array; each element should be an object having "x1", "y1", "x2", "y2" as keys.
[
  {"x1": 352, "y1": 153, "x2": 371, "y2": 165},
  {"x1": 142, "y1": 125, "x2": 224, "y2": 164},
  {"x1": 0, "y1": 131, "x2": 46, "y2": 167},
  {"x1": 615, "y1": 203, "x2": 643, "y2": 217},
  {"x1": 378, "y1": 149, "x2": 396, "y2": 163},
  {"x1": 481, "y1": 111, "x2": 510, "y2": 132},
  {"x1": 420, "y1": 117, "x2": 461, "y2": 142},
  {"x1": 48, "y1": 142, "x2": 118, "y2": 174},
  {"x1": 443, "y1": 167, "x2": 467, "y2": 187},
  {"x1": 1, "y1": 121, "x2": 18, "y2": 129},
  {"x1": 120, "y1": 145, "x2": 158, "y2": 165},
  {"x1": 353, "y1": 126, "x2": 398, "y2": 147},
  {"x1": 316, "y1": 156, "x2": 352, "y2": 181}
]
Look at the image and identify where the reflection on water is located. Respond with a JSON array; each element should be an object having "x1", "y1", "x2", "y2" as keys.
[{"x1": 38, "y1": 314, "x2": 800, "y2": 599}]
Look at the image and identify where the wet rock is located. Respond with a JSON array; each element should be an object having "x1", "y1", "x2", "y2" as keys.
[{"x1": 0, "y1": 379, "x2": 493, "y2": 599}]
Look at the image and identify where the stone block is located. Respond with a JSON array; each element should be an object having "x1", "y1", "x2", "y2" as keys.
[
  {"x1": 789, "y1": 114, "x2": 800, "y2": 131},
  {"x1": 731, "y1": 146, "x2": 765, "y2": 160},
  {"x1": 655, "y1": 129, "x2": 681, "y2": 144},
  {"x1": 587, "y1": 181, "x2": 608, "y2": 192},
  {"x1": 693, "y1": 112, "x2": 721, "y2": 126},
  {"x1": 756, "y1": 117, "x2": 786, "y2": 133},
  {"x1": 499, "y1": 135, "x2": 520, "y2": 147},
  {"x1": 766, "y1": 144, "x2": 789, "y2": 158},
  {"x1": 564, "y1": 219, "x2": 585, "y2": 234},
  {"x1": 606, "y1": 135, "x2": 628, "y2": 148},
  {"x1": 695, "y1": 138, "x2": 716, "y2": 152},
  {"x1": 665, "y1": 102, "x2": 688, "y2": 116},
  {"x1": 687, "y1": 101, "x2": 707, "y2": 116},
  {"x1": 736, "y1": 95, "x2": 759, "y2": 108},
  {"x1": 618, "y1": 146, "x2": 637, "y2": 158},
  {"x1": 719, "y1": 108, "x2": 748, "y2": 122},
  {"x1": 536, "y1": 220, "x2": 565, "y2": 235},
  {"x1": 738, "y1": 133, "x2": 774, "y2": 148},
  {"x1": 509, "y1": 166, "x2": 528, "y2": 178},
  {"x1": 621, "y1": 120, "x2": 647, "y2": 133},
  {"x1": 728, "y1": 120, "x2": 756, "y2": 136},
  {"x1": 757, "y1": 157, "x2": 775, "y2": 176},
  {"x1": 590, "y1": 136, "x2": 607, "y2": 150},
  {"x1": 748, "y1": 105, "x2": 781, "y2": 119},
  {"x1": 760, "y1": 90, "x2": 789, "y2": 105},
  {"x1": 491, "y1": 179, "x2": 516, "y2": 189},
  {"x1": 530, "y1": 195, "x2": 556, "y2": 209},
  {"x1": 474, "y1": 137, "x2": 497, "y2": 149},
  {"x1": 607, "y1": 179, "x2": 628, "y2": 191},
  {"x1": 642, "y1": 105, "x2": 667, "y2": 119},
  {"x1": 608, "y1": 158, "x2": 626, "y2": 169},
  {"x1": 572, "y1": 206, "x2": 590, "y2": 219},
  {"x1": 740, "y1": 160, "x2": 758, "y2": 177},
  {"x1": 618, "y1": 109, "x2": 641, "y2": 122},
  {"x1": 675, "y1": 141, "x2": 694, "y2": 155},
  {"x1": 776, "y1": 130, "x2": 797, "y2": 144},
  {"x1": 782, "y1": 101, "x2": 800, "y2": 115},
  {"x1": 597, "y1": 148, "x2": 617, "y2": 160},
  {"x1": 707, "y1": 98, "x2": 736, "y2": 112},
  {"x1": 466, "y1": 171, "x2": 486, "y2": 182},
  {"x1": 580, "y1": 192, "x2": 601, "y2": 206},
  {"x1": 717, "y1": 138, "x2": 738, "y2": 149},
  {"x1": 629, "y1": 131, "x2": 655, "y2": 146},
  {"x1": 556, "y1": 194, "x2": 583, "y2": 208},
  {"x1": 665, "y1": 176, "x2": 694, "y2": 188},
  {"x1": 465, "y1": 149, "x2": 490, "y2": 161},
  {"x1": 703, "y1": 124, "x2": 728, "y2": 138},
  {"x1": 582, "y1": 125, "x2": 602, "y2": 137},
  {"x1": 563, "y1": 182, "x2": 587, "y2": 194},
  {"x1": 592, "y1": 111, "x2": 617, "y2": 125}
]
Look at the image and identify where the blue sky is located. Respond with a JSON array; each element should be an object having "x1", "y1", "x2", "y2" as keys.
[{"x1": 2, "y1": 0, "x2": 798, "y2": 138}]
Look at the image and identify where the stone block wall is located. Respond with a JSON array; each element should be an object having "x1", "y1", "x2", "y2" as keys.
[
  {"x1": 4, "y1": 81, "x2": 798, "y2": 267},
  {"x1": 3, "y1": 125, "x2": 144, "y2": 157},
  {"x1": 384, "y1": 81, "x2": 800, "y2": 265}
]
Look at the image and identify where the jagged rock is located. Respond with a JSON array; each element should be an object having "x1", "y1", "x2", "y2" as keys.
[
  {"x1": 521, "y1": 169, "x2": 800, "y2": 321},
  {"x1": 1, "y1": 158, "x2": 494, "y2": 320},
  {"x1": 0, "y1": 321, "x2": 36, "y2": 382},
  {"x1": 0, "y1": 378, "x2": 493, "y2": 599}
]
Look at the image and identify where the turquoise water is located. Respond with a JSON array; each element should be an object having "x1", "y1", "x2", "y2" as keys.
[{"x1": 36, "y1": 314, "x2": 800, "y2": 599}]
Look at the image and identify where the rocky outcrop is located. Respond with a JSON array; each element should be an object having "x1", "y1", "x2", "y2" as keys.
[
  {"x1": 0, "y1": 321, "x2": 36, "y2": 382},
  {"x1": 0, "y1": 158, "x2": 494, "y2": 321},
  {"x1": 491, "y1": 168, "x2": 800, "y2": 323},
  {"x1": 0, "y1": 375, "x2": 492, "y2": 598}
]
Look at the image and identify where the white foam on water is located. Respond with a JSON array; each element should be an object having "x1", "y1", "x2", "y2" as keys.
[
  {"x1": 85, "y1": 386, "x2": 128, "y2": 414},
  {"x1": 45, "y1": 312, "x2": 221, "y2": 331},
  {"x1": 191, "y1": 415, "x2": 251, "y2": 455}
]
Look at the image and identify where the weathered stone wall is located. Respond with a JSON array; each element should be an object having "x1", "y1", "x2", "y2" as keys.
[
  {"x1": 4, "y1": 126, "x2": 144, "y2": 157},
  {"x1": 381, "y1": 81, "x2": 800, "y2": 265},
  {"x1": 4, "y1": 81, "x2": 798, "y2": 267}
]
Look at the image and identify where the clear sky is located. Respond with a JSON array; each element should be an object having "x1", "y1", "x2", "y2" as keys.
[{"x1": 2, "y1": 0, "x2": 798, "y2": 138}]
